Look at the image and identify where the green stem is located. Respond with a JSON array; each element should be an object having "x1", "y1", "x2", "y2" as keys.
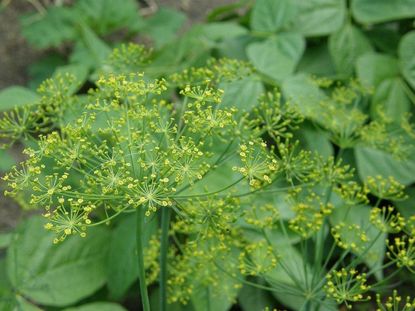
[
  {"x1": 136, "y1": 207, "x2": 151, "y2": 311},
  {"x1": 160, "y1": 207, "x2": 171, "y2": 311}
]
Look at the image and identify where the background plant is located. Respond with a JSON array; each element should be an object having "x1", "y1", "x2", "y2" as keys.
[{"x1": 0, "y1": 0, "x2": 415, "y2": 310}]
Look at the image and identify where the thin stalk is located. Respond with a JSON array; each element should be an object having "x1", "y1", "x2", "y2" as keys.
[
  {"x1": 159, "y1": 207, "x2": 171, "y2": 311},
  {"x1": 136, "y1": 207, "x2": 151, "y2": 311}
]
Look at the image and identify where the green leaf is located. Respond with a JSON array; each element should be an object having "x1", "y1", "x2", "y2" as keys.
[
  {"x1": 399, "y1": 31, "x2": 415, "y2": 89},
  {"x1": 74, "y1": 0, "x2": 141, "y2": 35},
  {"x1": 365, "y1": 26, "x2": 401, "y2": 55},
  {"x1": 247, "y1": 33, "x2": 305, "y2": 82},
  {"x1": 190, "y1": 269, "x2": 239, "y2": 311},
  {"x1": 64, "y1": 302, "x2": 127, "y2": 311},
  {"x1": 220, "y1": 76, "x2": 264, "y2": 111},
  {"x1": 142, "y1": 7, "x2": 186, "y2": 48},
  {"x1": 296, "y1": 124, "x2": 334, "y2": 159},
  {"x1": 394, "y1": 188, "x2": 415, "y2": 219},
  {"x1": 371, "y1": 78, "x2": 411, "y2": 121},
  {"x1": 297, "y1": 42, "x2": 336, "y2": 76},
  {"x1": 238, "y1": 284, "x2": 276, "y2": 311},
  {"x1": 352, "y1": 0, "x2": 415, "y2": 24},
  {"x1": 0, "y1": 150, "x2": 16, "y2": 172},
  {"x1": 282, "y1": 74, "x2": 329, "y2": 122},
  {"x1": 291, "y1": 0, "x2": 346, "y2": 37},
  {"x1": 107, "y1": 215, "x2": 158, "y2": 300},
  {"x1": 79, "y1": 24, "x2": 111, "y2": 70},
  {"x1": 250, "y1": 0, "x2": 296, "y2": 33},
  {"x1": 356, "y1": 53, "x2": 400, "y2": 88},
  {"x1": 0, "y1": 233, "x2": 12, "y2": 249},
  {"x1": 28, "y1": 54, "x2": 67, "y2": 90},
  {"x1": 328, "y1": 23, "x2": 373, "y2": 77},
  {"x1": 200, "y1": 22, "x2": 248, "y2": 42},
  {"x1": 355, "y1": 146, "x2": 415, "y2": 185},
  {"x1": 0, "y1": 87, "x2": 39, "y2": 111},
  {"x1": 330, "y1": 204, "x2": 386, "y2": 280},
  {"x1": 20, "y1": 6, "x2": 79, "y2": 49},
  {"x1": 7, "y1": 216, "x2": 110, "y2": 307}
]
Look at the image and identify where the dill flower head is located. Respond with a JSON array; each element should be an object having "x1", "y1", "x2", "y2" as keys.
[
  {"x1": 2, "y1": 70, "x2": 268, "y2": 242},
  {"x1": 370, "y1": 206, "x2": 405, "y2": 233},
  {"x1": 238, "y1": 240, "x2": 278, "y2": 276},
  {"x1": 376, "y1": 290, "x2": 415, "y2": 311},
  {"x1": 387, "y1": 236, "x2": 415, "y2": 272},
  {"x1": 334, "y1": 181, "x2": 369, "y2": 205},
  {"x1": 331, "y1": 223, "x2": 370, "y2": 253},
  {"x1": 244, "y1": 204, "x2": 279, "y2": 229},
  {"x1": 289, "y1": 192, "x2": 334, "y2": 239},
  {"x1": 364, "y1": 175, "x2": 407, "y2": 201},
  {"x1": 324, "y1": 268, "x2": 371, "y2": 309}
]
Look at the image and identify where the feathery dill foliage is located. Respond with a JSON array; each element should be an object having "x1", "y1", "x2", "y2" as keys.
[
  {"x1": 2, "y1": 43, "x2": 415, "y2": 310},
  {"x1": 3, "y1": 69, "x2": 272, "y2": 243}
]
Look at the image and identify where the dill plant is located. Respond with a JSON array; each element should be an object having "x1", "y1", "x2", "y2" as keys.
[{"x1": 2, "y1": 44, "x2": 415, "y2": 310}]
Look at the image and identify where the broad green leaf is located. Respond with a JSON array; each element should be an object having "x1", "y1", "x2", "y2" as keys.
[
  {"x1": 394, "y1": 188, "x2": 415, "y2": 219},
  {"x1": 297, "y1": 43, "x2": 336, "y2": 76},
  {"x1": 371, "y1": 78, "x2": 411, "y2": 121},
  {"x1": 107, "y1": 215, "x2": 158, "y2": 300},
  {"x1": 0, "y1": 150, "x2": 16, "y2": 172},
  {"x1": 247, "y1": 33, "x2": 305, "y2": 82},
  {"x1": 330, "y1": 204, "x2": 386, "y2": 280},
  {"x1": 80, "y1": 24, "x2": 111, "y2": 69},
  {"x1": 352, "y1": 0, "x2": 415, "y2": 24},
  {"x1": 0, "y1": 233, "x2": 12, "y2": 249},
  {"x1": 15, "y1": 296, "x2": 43, "y2": 311},
  {"x1": 365, "y1": 26, "x2": 401, "y2": 55},
  {"x1": 0, "y1": 87, "x2": 39, "y2": 111},
  {"x1": 355, "y1": 146, "x2": 415, "y2": 185},
  {"x1": 399, "y1": 31, "x2": 415, "y2": 89},
  {"x1": 282, "y1": 74, "x2": 329, "y2": 122},
  {"x1": 64, "y1": 302, "x2": 127, "y2": 311},
  {"x1": 142, "y1": 7, "x2": 186, "y2": 48},
  {"x1": 291, "y1": 0, "x2": 346, "y2": 36},
  {"x1": 250, "y1": 0, "x2": 296, "y2": 33},
  {"x1": 28, "y1": 54, "x2": 67, "y2": 90},
  {"x1": 20, "y1": 6, "x2": 79, "y2": 48},
  {"x1": 190, "y1": 262, "x2": 240, "y2": 311},
  {"x1": 0, "y1": 259, "x2": 14, "y2": 311},
  {"x1": 238, "y1": 284, "x2": 276, "y2": 311},
  {"x1": 74, "y1": 0, "x2": 140, "y2": 35},
  {"x1": 296, "y1": 124, "x2": 334, "y2": 159},
  {"x1": 7, "y1": 216, "x2": 109, "y2": 307},
  {"x1": 328, "y1": 23, "x2": 373, "y2": 77},
  {"x1": 356, "y1": 53, "x2": 400, "y2": 88},
  {"x1": 220, "y1": 76, "x2": 264, "y2": 111},
  {"x1": 200, "y1": 22, "x2": 248, "y2": 42}
]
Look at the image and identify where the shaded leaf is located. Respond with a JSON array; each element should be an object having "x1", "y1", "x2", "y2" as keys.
[
  {"x1": 355, "y1": 146, "x2": 415, "y2": 185},
  {"x1": 7, "y1": 216, "x2": 109, "y2": 307},
  {"x1": 356, "y1": 53, "x2": 400, "y2": 88},
  {"x1": 247, "y1": 33, "x2": 305, "y2": 82},
  {"x1": 0, "y1": 87, "x2": 39, "y2": 111},
  {"x1": 250, "y1": 0, "x2": 296, "y2": 33},
  {"x1": 371, "y1": 77, "x2": 411, "y2": 121},
  {"x1": 352, "y1": 0, "x2": 415, "y2": 24},
  {"x1": 64, "y1": 302, "x2": 127, "y2": 311},
  {"x1": 329, "y1": 23, "x2": 373, "y2": 77},
  {"x1": 291, "y1": 0, "x2": 346, "y2": 37},
  {"x1": 399, "y1": 31, "x2": 415, "y2": 89}
]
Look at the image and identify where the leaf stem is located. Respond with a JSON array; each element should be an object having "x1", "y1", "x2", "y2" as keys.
[
  {"x1": 160, "y1": 207, "x2": 171, "y2": 311},
  {"x1": 136, "y1": 207, "x2": 151, "y2": 311}
]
